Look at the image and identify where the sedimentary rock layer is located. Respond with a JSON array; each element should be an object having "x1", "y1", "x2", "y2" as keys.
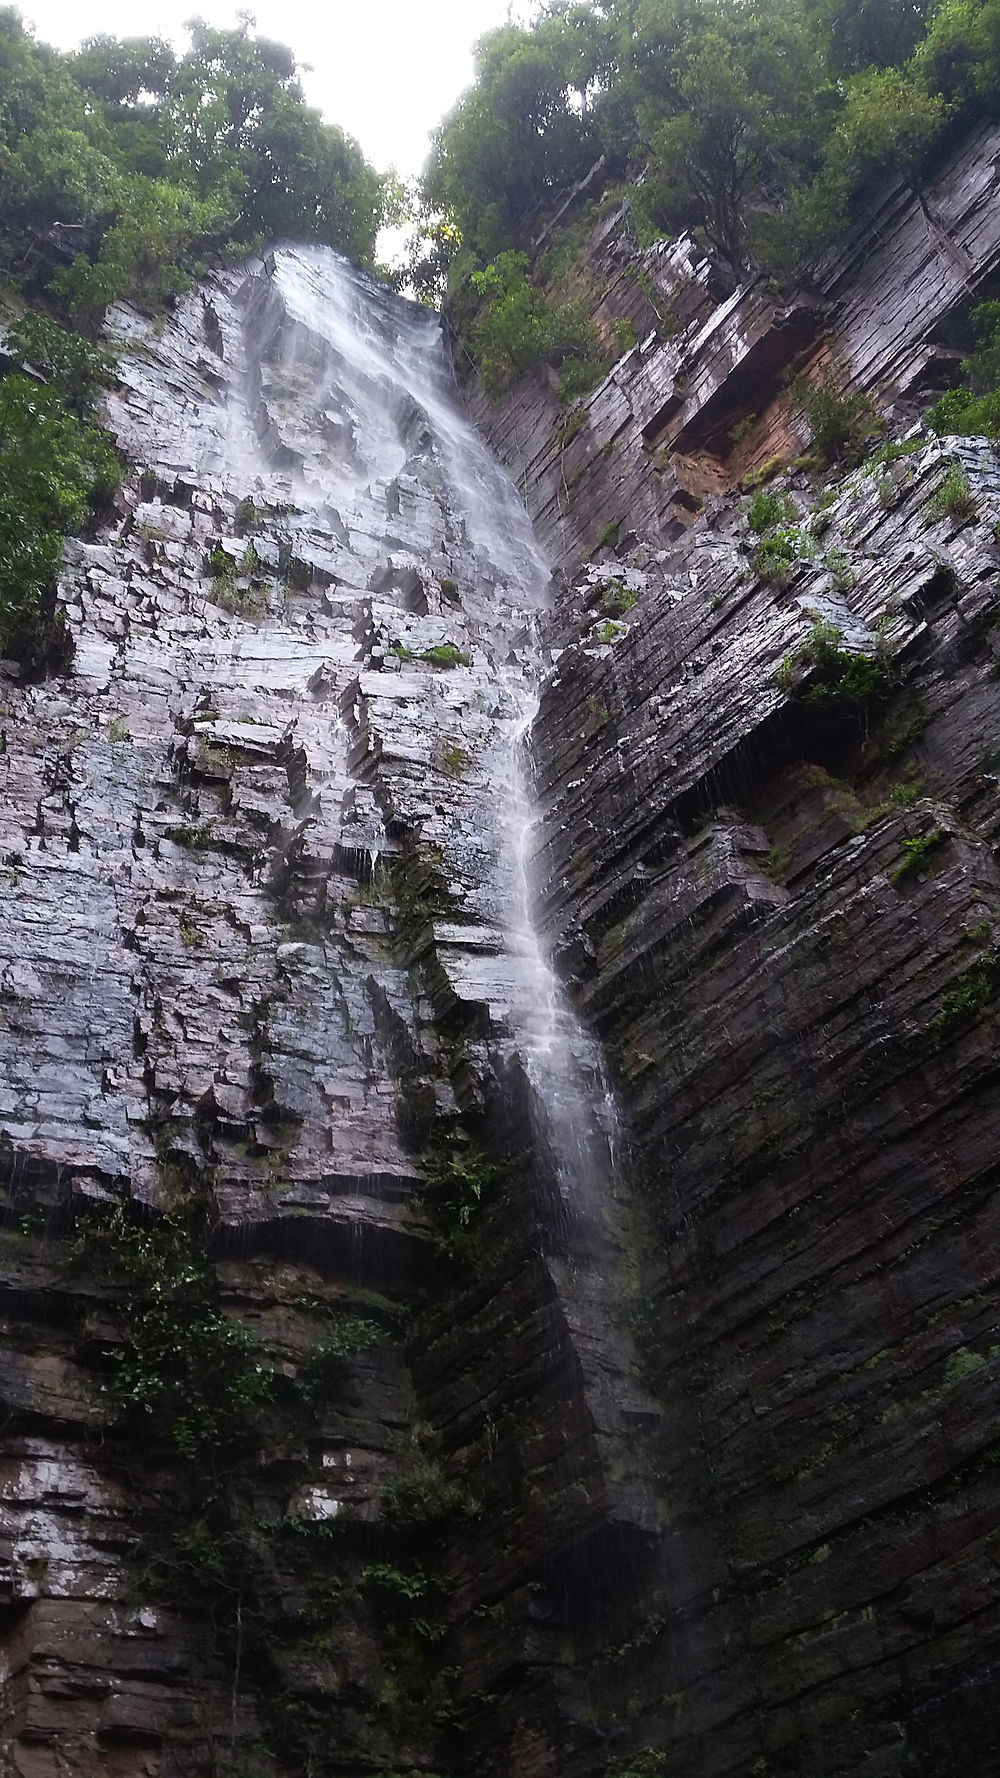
[
  {"x1": 0, "y1": 249, "x2": 645, "y2": 1778},
  {"x1": 481, "y1": 128, "x2": 1000, "y2": 1778}
]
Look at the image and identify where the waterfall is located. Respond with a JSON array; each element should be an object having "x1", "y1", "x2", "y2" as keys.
[
  {"x1": 504, "y1": 683, "x2": 621, "y2": 1251},
  {"x1": 235, "y1": 247, "x2": 551, "y2": 595},
  {"x1": 221, "y1": 245, "x2": 624, "y2": 1246},
  {"x1": 0, "y1": 238, "x2": 657, "y2": 1778}
]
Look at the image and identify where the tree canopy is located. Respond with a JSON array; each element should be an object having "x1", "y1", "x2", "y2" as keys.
[
  {"x1": 420, "y1": 0, "x2": 1000, "y2": 288},
  {"x1": 0, "y1": 7, "x2": 387, "y2": 321}
]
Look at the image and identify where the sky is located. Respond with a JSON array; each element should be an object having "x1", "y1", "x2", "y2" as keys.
[{"x1": 21, "y1": 1, "x2": 537, "y2": 179}]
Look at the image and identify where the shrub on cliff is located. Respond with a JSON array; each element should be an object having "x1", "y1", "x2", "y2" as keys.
[
  {"x1": 0, "y1": 356, "x2": 120, "y2": 670},
  {"x1": 927, "y1": 299, "x2": 1000, "y2": 438},
  {"x1": 791, "y1": 371, "x2": 883, "y2": 463},
  {"x1": 469, "y1": 250, "x2": 607, "y2": 400},
  {"x1": 776, "y1": 616, "x2": 890, "y2": 706}
]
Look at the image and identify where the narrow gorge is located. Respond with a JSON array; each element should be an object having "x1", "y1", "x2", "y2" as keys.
[{"x1": 1, "y1": 129, "x2": 999, "y2": 1778}]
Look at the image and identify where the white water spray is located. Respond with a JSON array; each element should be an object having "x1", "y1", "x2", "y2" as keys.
[
  {"x1": 231, "y1": 246, "x2": 623, "y2": 1242},
  {"x1": 501, "y1": 676, "x2": 621, "y2": 1249}
]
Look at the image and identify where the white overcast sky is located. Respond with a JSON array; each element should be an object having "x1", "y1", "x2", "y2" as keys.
[{"x1": 21, "y1": 2, "x2": 538, "y2": 178}]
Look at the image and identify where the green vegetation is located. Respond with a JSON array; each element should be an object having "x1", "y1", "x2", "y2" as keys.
[
  {"x1": 418, "y1": 1140, "x2": 511, "y2": 1260},
  {"x1": 752, "y1": 526, "x2": 812, "y2": 587},
  {"x1": 943, "y1": 1345, "x2": 984, "y2": 1383},
  {"x1": 556, "y1": 404, "x2": 587, "y2": 449},
  {"x1": 790, "y1": 373, "x2": 882, "y2": 463},
  {"x1": 204, "y1": 543, "x2": 268, "y2": 618},
  {"x1": 741, "y1": 453, "x2": 787, "y2": 490},
  {"x1": 889, "y1": 826, "x2": 948, "y2": 885},
  {"x1": 71, "y1": 1190, "x2": 389, "y2": 1462},
  {"x1": 824, "y1": 547, "x2": 855, "y2": 589},
  {"x1": 468, "y1": 250, "x2": 607, "y2": 400},
  {"x1": 59, "y1": 1190, "x2": 422, "y2": 1774},
  {"x1": 777, "y1": 616, "x2": 889, "y2": 706},
  {"x1": 436, "y1": 738, "x2": 471, "y2": 777},
  {"x1": 379, "y1": 1457, "x2": 477, "y2": 1528},
  {"x1": 871, "y1": 436, "x2": 925, "y2": 464},
  {"x1": 0, "y1": 313, "x2": 120, "y2": 669},
  {"x1": 928, "y1": 301, "x2": 1000, "y2": 438},
  {"x1": 296, "y1": 1317, "x2": 383, "y2": 1402},
  {"x1": 608, "y1": 1751, "x2": 670, "y2": 1778},
  {"x1": 854, "y1": 767, "x2": 924, "y2": 828},
  {"x1": 924, "y1": 947, "x2": 1000, "y2": 1041},
  {"x1": 0, "y1": 11, "x2": 386, "y2": 320},
  {"x1": 361, "y1": 1561, "x2": 429, "y2": 1604},
  {"x1": 394, "y1": 640, "x2": 471, "y2": 666},
  {"x1": 928, "y1": 462, "x2": 978, "y2": 521},
  {"x1": 747, "y1": 488, "x2": 796, "y2": 534},
  {"x1": 600, "y1": 579, "x2": 639, "y2": 615},
  {"x1": 745, "y1": 484, "x2": 820, "y2": 587},
  {"x1": 411, "y1": 0, "x2": 989, "y2": 389},
  {"x1": 420, "y1": 643, "x2": 471, "y2": 668},
  {"x1": 78, "y1": 1203, "x2": 274, "y2": 1464},
  {"x1": 4, "y1": 310, "x2": 116, "y2": 411}
]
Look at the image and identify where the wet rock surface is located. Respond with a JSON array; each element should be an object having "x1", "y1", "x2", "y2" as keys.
[
  {"x1": 477, "y1": 130, "x2": 1000, "y2": 1778},
  {"x1": 3, "y1": 130, "x2": 1000, "y2": 1776},
  {"x1": 475, "y1": 121, "x2": 1000, "y2": 572},
  {"x1": 0, "y1": 249, "x2": 645, "y2": 1778}
]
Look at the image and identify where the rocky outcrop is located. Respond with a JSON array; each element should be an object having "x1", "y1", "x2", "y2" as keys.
[
  {"x1": 476, "y1": 125, "x2": 1000, "y2": 1778},
  {"x1": 3, "y1": 123, "x2": 1000, "y2": 1778},
  {"x1": 0, "y1": 249, "x2": 647, "y2": 1778},
  {"x1": 475, "y1": 121, "x2": 1000, "y2": 569}
]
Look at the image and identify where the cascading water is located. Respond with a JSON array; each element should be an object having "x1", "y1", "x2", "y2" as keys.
[
  {"x1": 226, "y1": 245, "x2": 624, "y2": 1248},
  {"x1": 235, "y1": 247, "x2": 550, "y2": 593},
  {"x1": 0, "y1": 238, "x2": 661, "y2": 1778},
  {"x1": 503, "y1": 683, "x2": 622, "y2": 1250}
]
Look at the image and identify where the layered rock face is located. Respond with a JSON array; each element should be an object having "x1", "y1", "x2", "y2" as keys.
[
  {"x1": 476, "y1": 121, "x2": 1000, "y2": 566},
  {"x1": 2, "y1": 127, "x2": 1000, "y2": 1778},
  {"x1": 476, "y1": 127, "x2": 1000, "y2": 1778},
  {"x1": 0, "y1": 250, "x2": 649, "y2": 1778}
]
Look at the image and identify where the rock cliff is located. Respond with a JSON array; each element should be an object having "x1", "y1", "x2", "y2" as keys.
[
  {"x1": 1, "y1": 127, "x2": 999, "y2": 1778},
  {"x1": 0, "y1": 247, "x2": 649, "y2": 1778},
  {"x1": 476, "y1": 123, "x2": 1000, "y2": 1777}
]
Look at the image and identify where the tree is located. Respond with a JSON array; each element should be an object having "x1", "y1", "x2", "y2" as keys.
[
  {"x1": 67, "y1": 34, "x2": 176, "y2": 180},
  {"x1": 912, "y1": 0, "x2": 1000, "y2": 111},
  {"x1": 422, "y1": 17, "x2": 602, "y2": 258},
  {"x1": 0, "y1": 371, "x2": 119, "y2": 668},
  {"x1": 806, "y1": 0, "x2": 931, "y2": 76},
  {"x1": 636, "y1": 34, "x2": 768, "y2": 267},
  {"x1": 0, "y1": 9, "x2": 386, "y2": 308}
]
